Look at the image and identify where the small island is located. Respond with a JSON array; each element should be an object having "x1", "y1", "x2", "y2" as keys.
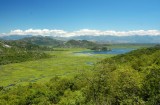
[{"x1": 90, "y1": 46, "x2": 112, "y2": 51}]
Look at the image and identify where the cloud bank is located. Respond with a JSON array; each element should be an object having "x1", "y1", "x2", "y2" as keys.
[{"x1": 1, "y1": 29, "x2": 160, "y2": 37}]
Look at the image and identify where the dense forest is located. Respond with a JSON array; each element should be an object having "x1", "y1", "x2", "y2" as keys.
[{"x1": 0, "y1": 45, "x2": 159, "y2": 105}]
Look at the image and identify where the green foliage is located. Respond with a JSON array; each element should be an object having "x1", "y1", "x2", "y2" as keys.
[
  {"x1": 142, "y1": 65, "x2": 160, "y2": 104},
  {"x1": 83, "y1": 46, "x2": 160, "y2": 104},
  {"x1": 58, "y1": 90, "x2": 85, "y2": 105},
  {"x1": 0, "y1": 76, "x2": 86, "y2": 105}
]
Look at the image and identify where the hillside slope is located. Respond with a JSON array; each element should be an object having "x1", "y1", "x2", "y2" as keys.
[
  {"x1": 64, "y1": 39, "x2": 99, "y2": 48},
  {"x1": 20, "y1": 36, "x2": 64, "y2": 47},
  {"x1": 0, "y1": 41, "x2": 50, "y2": 65}
]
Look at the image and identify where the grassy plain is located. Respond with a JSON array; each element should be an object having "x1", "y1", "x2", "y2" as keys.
[{"x1": 0, "y1": 48, "x2": 113, "y2": 87}]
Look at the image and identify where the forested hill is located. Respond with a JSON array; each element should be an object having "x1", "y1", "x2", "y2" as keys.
[
  {"x1": 0, "y1": 45, "x2": 159, "y2": 104},
  {"x1": 3, "y1": 40, "x2": 53, "y2": 51},
  {"x1": 20, "y1": 36, "x2": 64, "y2": 47},
  {"x1": 19, "y1": 36, "x2": 107, "y2": 48},
  {"x1": 0, "y1": 41, "x2": 50, "y2": 65},
  {"x1": 64, "y1": 39, "x2": 99, "y2": 48},
  {"x1": 1, "y1": 36, "x2": 101, "y2": 49},
  {"x1": 92, "y1": 45, "x2": 160, "y2": 104},
  {"x1": 102, "y1": 44, "x2": 160, "y2": 66}
]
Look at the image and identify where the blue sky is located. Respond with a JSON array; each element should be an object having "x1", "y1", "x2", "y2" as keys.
[{"x1": 0, "y1": 0, "x2": 160, "y2": 36}]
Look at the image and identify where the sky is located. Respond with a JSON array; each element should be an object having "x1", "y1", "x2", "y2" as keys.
[{"x1": 0, "y1": 0, "x2": 160, "y2": 36}]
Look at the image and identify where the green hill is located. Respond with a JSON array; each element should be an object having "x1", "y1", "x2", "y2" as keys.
[
  {"x1": 88, "y1": 45, "x2": 160, "y2": 104},
  {"x1": 20, "y1": 36, "x2": 64, "y2": 47},
  {"x1": 0, "y1": 41, "x2": 50, "y2": 65},
  {"x1": 64, "y1": 39, "x2": 97, "y2": 48},
  {"x1": 3, "y1": 40, "x2": 54, "y2": 51}
]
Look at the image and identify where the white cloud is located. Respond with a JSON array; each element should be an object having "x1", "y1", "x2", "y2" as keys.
[
  {"x1": 8, "y1": 29, "x2": 67, "y2": 37},
  {"x1": 1, "y1": 29, "x2": 160, "y2": 37}
]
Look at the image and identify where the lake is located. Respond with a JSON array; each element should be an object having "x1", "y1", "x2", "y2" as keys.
[{"x1": 76, "y1": 48, "x2": 135, "y2": 55}]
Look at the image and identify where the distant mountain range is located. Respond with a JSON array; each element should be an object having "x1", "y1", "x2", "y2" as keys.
[
  {"x1": 1, "y1": 35, "x2": 160, "y2": 43},
  {"x1": 69, "y1": 35, "x2": 160, "y2": 43},
  {"x1": 0, "y1": 36, "x2": 100, "y2": 48},
  {"x1": 0, "y1": 35, "x2": 33, "y2": 40}
]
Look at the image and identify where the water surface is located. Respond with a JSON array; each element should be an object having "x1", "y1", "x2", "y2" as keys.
[{"x1": 76, "y1": 48, "x2": 135, "y2": 55}]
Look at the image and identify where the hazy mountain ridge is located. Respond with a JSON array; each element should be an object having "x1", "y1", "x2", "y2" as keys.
[
  {"x1": 1, "y1": 35, "x2": 160, "y2": 43},
  {"x1": 69, "y1": 35, "x2": 160, "y2": 43},
  {"x1": 20, "y1": 37, "x2": 105, "y2": 48},
  {"x1": 0, "y1": 35, "x2": 33, "y2": 40}
]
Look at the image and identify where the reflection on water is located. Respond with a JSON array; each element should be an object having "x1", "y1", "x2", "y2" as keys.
[{"x1": 76, "y1": 48, "x2": 135, "y2": 54}]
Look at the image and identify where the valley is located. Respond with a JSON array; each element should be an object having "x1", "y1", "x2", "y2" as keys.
[
  {"x1": 0, "y1": 0, "x2": 159, "y2": 104},
  {"x1": 0, "y1": 36, "x2": 159, "y2": 105}
]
